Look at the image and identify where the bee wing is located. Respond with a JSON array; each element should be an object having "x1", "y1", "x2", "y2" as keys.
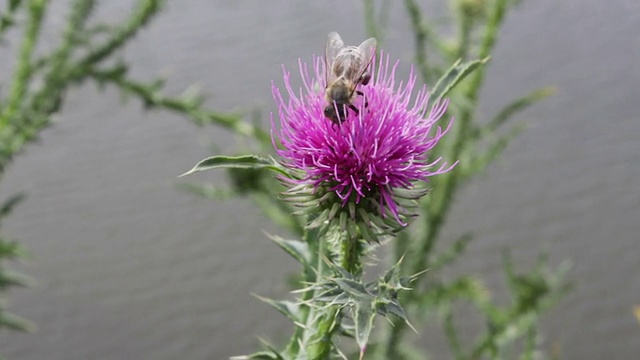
[
  {"x1": 358, "y1": 38, "x2": 377, "y2": 60},
  {"x1": 355, "y1": 37, "x2": 377, "y2": 79},
  {"x1": 325, "y1": 32, "x2": 345, "y2": 84}
]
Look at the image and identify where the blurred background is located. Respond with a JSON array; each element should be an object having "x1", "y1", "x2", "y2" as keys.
[{"x1": 0, "y1": 0, "x2": 639, "y2": 359}]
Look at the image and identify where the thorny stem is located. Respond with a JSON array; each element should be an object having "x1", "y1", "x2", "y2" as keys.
[
  {"x1": 306, "y1": 231, "x2": 363, "y2": 359},
  {"x1": 341, "y1": 234, "x2": 363, "y2": 275},
  {"x1": 284, "y1": 226, "x2": 319, "y2": 358}
]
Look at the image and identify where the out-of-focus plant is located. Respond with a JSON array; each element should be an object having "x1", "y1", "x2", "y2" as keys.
[
  {"x1": 360, "y1": 1, "x2": 571, "y2": 359},
  {"x1": 0, "y1": 0, "x2": 262, "y2": 338}
]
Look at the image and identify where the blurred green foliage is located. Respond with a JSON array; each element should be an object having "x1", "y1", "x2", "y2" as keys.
[
  {"x1": 0, "y1": 0, "x2": 261, "y2": 337},
  {"x1": 363, "y1": 1, "x2": 568, "y2": 359}
]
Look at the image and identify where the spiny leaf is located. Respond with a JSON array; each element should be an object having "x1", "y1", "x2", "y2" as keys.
[
  {"x1": 320, "y1": 254, "x2": 355, "y2": 280},
  {"x1": 430, "y1": 57, "x2": 489, "y2": 101},
  {"x1": 229, "y1": 351, "x2": 282, "y2": 360},
  {"x1": 333, "y1": 278, "x2": 372, "y2": 301},
  {"x1": 180, "y1": 155, "x2": 289, "y2": 177},
  {"x1": 230, "y1": 338, "x2": 285, "y2": 360},
  {"x1": 382, "y1": 254, "x2": 405, "y2": 285},
  {"x1": 354, "y1": 302, "x2": 376, "y2": 359},
  {"x1": 254, "y1": 295, "x2": 302, "y2": 323},
  {"x1": 266, "y1": 233, "x2": 311, "y2": 266},
  {"x1": 381, "y1": 300, "x2": 418, "y2": 334}
]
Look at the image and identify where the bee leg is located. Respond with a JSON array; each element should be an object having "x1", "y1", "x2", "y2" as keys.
[
  {"x1": 356, "y1": 90, "x2": 369, "y2": 108},
  {"x1": 348, "y1": 104, "x2": 360, "y2": 116}
]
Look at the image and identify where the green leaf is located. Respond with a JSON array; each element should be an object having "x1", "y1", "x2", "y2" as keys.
[
  {"x1": 381, "y1": 300, "x2": 418, "y2": 334},
  {"x1": 229, "y1": 351, "x2": 282, "y2": 360},
  {"x1": 0, "y1": 193, "x2": 25, "y2": 220},
  {"x1": 382, "y1": 255, "x2": 404, "y2": 286},
  {"x1": 266, "y1": 233, "x2": 311, "y2": 266},
  {"x1": 180, "y1": 155, "x2": 289, "y2": 177},
  {"x1": 254, "y1": 295, "x2": 302, "y2": 324},
  {"x1": 430, "y1": 57, "x2": 489, "y2": 101},
  {"x1": 0, "y1": 270, "x2": 34, "y2": 289},
  {"x1": 0, "y1": 312, "x2": 36, "y2": 332},
  {"x1": 333, "y1": 278, "x2": 372, "y2": 302},
  {"x1": 0, "y1": 240, "x2": 24, "y2": 258},
  {"x1": 354, "y1": 302, "x2": 376, "y2": 358},
  {"x1": 231, "y1": 338, "x2": 285, "y2": 360}
]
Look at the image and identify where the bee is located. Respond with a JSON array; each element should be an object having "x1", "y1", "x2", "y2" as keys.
[{"x1": 323, "y1": 32, "x2": 377, "y2": 124}]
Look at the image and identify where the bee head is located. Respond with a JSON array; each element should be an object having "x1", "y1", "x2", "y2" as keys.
[{"x1": 324, "y1": 104, "x2": 346, "y2": 124}]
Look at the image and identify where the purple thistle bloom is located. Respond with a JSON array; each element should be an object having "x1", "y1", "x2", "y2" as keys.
[{"x1": 271, "y1": 53, "x2": 454, "y2": 226}]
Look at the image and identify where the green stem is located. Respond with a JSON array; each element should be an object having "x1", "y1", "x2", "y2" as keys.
[
  {"x1": 363, "y1": 0, "x2": 391, "y2": 47},
  {"x1": 521, "y1": 327, "x2": 537, "y2": 360},
  {"x1": 404, "y1": 0, "x2": 431, "y2": 83},
  {"x1": 363, "y1": 0, "x2": 378, "y2": 40},
  {"x1": 75, "y1": 0, "x2": 163, "y2": 69},
  {"x1": 443, "y1": 309, "x2": 464, "y2": 360},
  {"x1": 0, "y1": 0, "x2": 95, "y2": 173},
  {"x1": 0, "y1": 0, "x2": 47, "y2": 128},
  {"x1": 284, "y1": 226, "x2": 318, "y2": 358},
  {"x1": 416, "y1": 0, "x2": 509, "y2": 302},
  {"x1": 0, "y1": 0, "x2": 25, "y2": 38},
  {"x1": 307, "y1": 307, "x2": 340, "y2": 360},
  {"x1": 25, "y1": 0, "x2": 95, "y2": 126},
  {"x1": 341, "y1": 234, "x2": 363, "y2": 275},
  {"x1": 455, "y1": 12, "x2": 473, "y2": 61},
  {"x1": 382, "y1": 0, "x2": 510, "y2": 357},
  {"x1": 307, "y1": 232, "x2": 363, "y2": 359}
]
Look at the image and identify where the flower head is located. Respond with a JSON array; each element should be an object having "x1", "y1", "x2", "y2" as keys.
[{"x1": 271, "y1": 53, "x2": 454, "y2": 231}]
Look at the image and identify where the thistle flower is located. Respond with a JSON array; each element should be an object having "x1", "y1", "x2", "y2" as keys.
[{"x1": 271, "y1": 53, "x2": 454, "y2": 233}]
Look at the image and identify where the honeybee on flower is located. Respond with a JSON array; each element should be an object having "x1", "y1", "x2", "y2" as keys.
[
  {"x1": 271, "y1": 32, "x2": 453, "y2": 226},
  {"x1": 323, "y1": 32, "x2": 376, "y2": 124}
]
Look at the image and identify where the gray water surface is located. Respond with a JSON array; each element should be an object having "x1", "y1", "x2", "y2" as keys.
[{"x1": 1, "y1": 1, "x2": 639, "y2": 359}]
